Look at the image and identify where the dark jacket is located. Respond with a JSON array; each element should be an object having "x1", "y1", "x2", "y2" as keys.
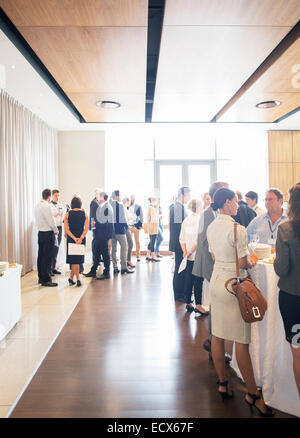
[
  {"x1": 89, "y1": 198, "x2": 99, "y2": 231},
  {"x1": 169, "y1": 201, "x2": 187, "y2": 252},
  {"x1": 274, "y1": 220, "x2": 300, "y2": 296},
  {"x1": 110, "y1": 199, "x2": 128, "y2": 235},
  {"x1": 95, "y1": 202, "x2": 114, "y2": 241},
  {"x1": 233, "y1": 200, "x2": 256, "y2": 227}
]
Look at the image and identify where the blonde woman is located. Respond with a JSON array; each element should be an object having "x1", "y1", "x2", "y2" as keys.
[{"x1": 145, "y1": 197, "x2": 160, "y2": 262}]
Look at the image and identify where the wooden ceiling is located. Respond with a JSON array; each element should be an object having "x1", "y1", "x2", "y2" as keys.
[{"x1": 0, "y1": 0, "x2": 300, "y2": 123}]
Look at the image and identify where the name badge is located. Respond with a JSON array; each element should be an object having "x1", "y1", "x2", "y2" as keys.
[{"x1": 268, "y1": 238, "x2": 276, "y2": 246}]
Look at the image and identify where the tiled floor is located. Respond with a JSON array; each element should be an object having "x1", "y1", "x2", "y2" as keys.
[{"x1": 0, "y1": 266, "x2": 92, "y2": 418}]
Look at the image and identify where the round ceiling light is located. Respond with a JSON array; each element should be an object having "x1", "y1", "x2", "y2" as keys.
[
  {"x1": 96, "y1": 100, "x2": 121, "y2": 109},
  {"x1": 255, "y1": 100, "x2": 281, "y2": 109}
]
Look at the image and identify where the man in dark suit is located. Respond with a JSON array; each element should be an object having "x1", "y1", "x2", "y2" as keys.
[
  {"x1": 83, "y1": 188, "x2": 101, "y2": 277},
  {"x1": 232, "y1": 191, "x2": 257, "y2": 227},
  {"x1": 169, "y1": 186, "x2": 191, "y2": 302}
]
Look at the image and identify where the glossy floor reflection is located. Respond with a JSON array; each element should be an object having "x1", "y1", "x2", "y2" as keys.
[
  {"x1": 0, "y1": 269, "x2": 92, "y2": 418},
  {"x1": 9, "y1": 258, "x2": 294, "y2": 418}
]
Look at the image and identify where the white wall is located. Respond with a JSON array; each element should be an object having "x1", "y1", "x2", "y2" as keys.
[{"x1": 58, "y1": 131, "x2": 105, "y2": 210}]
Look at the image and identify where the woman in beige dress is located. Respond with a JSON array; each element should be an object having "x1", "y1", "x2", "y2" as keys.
[{"x1": 207, "y1": 188, "x2": 274, "y2": 417}]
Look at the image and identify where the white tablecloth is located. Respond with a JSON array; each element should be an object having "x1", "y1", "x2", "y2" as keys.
[
  {"x1": 231, "y1": 261, "x2": 300, "y2": 417},
  {"x1": 0, "y1": 264, "x2": 22, "y2": 341}
]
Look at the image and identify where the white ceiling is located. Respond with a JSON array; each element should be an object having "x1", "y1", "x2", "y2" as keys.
[{"x1": 0, "y1": 28, "x2": 299, "y2": 132}]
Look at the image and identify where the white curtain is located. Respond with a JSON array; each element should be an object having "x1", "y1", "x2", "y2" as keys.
[{"x1": 0, "y1": 90, "x2": 58, "y2": 274}]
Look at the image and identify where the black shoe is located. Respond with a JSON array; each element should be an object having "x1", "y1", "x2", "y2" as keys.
[
  {"x1": 245, "y1": 393, "x2": 275, "y2": 417},
  {"x1": 52, "y1": 269, "x2": 61, "y2": 275},
  {"x1": 113, "y1": 268, "x2": 120, "y2": 274},
  {"x1": 77, "y1": 280, "x2": 82, "y2": 287},
  {"x1": 137, "y1": 258, "x2": 141, "y2": 262},
  {"x1": 50, "y1": 273, "x2": 55, "y2": 277},
  {"x1": 217, "y1": 380, "x2": 234, "y2": 402},
  {"x1": 83, "y1": 271, "x2": 96, "y2": 278},
  {"x1": 41, "y1": 281, "x2": 58, "y2": 287},
  {"x1": 127, "y1": 262, "x2": 135, "y2": 268},
  {"x1": 146, "y1": 257, "x2": 152, "y2": 261},
  {"x1": 97, "y1": 274, "x2": 110, "y2": 280},
  {"x1": 121, "y1": 269, "x2": 135, "y2": 274},
  {"x1": 186, "y1": 304, "x2": 194, "y2": 312},
  {"x1": 151, "y1": 258, "x2": 160, "y2": 262},
  {"x1": 68, "y1": 278, "x2": 76, "y2": 285}
]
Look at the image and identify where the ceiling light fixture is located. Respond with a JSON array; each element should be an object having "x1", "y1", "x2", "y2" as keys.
[
  {"x1": 255, "y1": 100, "x2": 281, "y2": 109},
  {"x1": 96, "y1": 100, "x2": 121, "y2": 109}
]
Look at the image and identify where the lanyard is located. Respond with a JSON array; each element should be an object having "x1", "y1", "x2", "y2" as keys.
[{"x1": 268, "y1": 220, "x2": 277, "y2": 239}]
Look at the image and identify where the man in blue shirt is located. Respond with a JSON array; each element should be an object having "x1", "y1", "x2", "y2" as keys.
[{"x1": 247, "y1": 188, "x2": 287, "y2": 246}]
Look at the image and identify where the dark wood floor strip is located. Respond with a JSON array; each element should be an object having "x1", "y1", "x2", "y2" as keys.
[{"x1": 10, "y1": 258, "x2": 294, "y2": 418}]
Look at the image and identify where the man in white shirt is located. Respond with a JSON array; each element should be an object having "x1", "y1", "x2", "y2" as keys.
[
  {"x1": 35, "y1": 189, "x2": 59, "y2": 287},
  {"x1": 50, "y1": 189, "x2": 65, "y2": 275},
  {"x1": 245, "y1": 191, "x2": 265, "y2": 216}
]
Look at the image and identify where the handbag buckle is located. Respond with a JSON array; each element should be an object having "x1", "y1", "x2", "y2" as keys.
[{"x1": 252, "y1": 306, "x2": 261, "y2": 319}]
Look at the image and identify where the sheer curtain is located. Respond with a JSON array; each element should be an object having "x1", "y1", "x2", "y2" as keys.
[{"x1": 0, "y1": 90, "x2": 58, "y2": 274}]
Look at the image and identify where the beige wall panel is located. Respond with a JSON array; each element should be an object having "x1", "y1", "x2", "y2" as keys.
[
  {"x1": 292, "y1": 132, "x2": 300, "y2": 163},
  {"x1": 268, "y1": 131, "x2": 293, "y2": 163},
  {"x1": 293, "y1": 163, "x2": 300, "y2": 183},
  {"x1": 58, "y1": 131, "x2": 105, "y2": 249},
  {"x1": 0, "y1": 0, "x2": 148, "y2": 27},
  {"x1": 268, "y1": 163, "x2": 294, "y2": 199}
]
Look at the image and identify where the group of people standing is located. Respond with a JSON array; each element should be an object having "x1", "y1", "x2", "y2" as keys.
[{"x1": 169, "y1": 182, "x2": 300, "y2": 417}]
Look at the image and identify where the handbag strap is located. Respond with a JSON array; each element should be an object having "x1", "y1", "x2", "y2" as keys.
[{"x1": 234, "y1": 222, "x2": 240, "y2": 278}]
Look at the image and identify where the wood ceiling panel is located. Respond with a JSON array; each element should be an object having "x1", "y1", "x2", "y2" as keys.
[
  {"x1": 153, "y1": 25, "x2": 291, "y2": 122},
  {"x1": 18, "y1": 26, "x2": 147, "y2": 93},
  {"x1": 0, "y1": 0, "x2": 148, "y2": 122},
  {"x1": 67, "y1": 92, "x2": 145, "y2": 122},
  {"x1": 0, "y1": 0, "x2": 148, "y2": 26},
  {"x1": 163, "y1": 0, "x2": 300, "y2": 26},
  {"x1": 218, "y1": 37, "x2": 300, "y2": 122}
]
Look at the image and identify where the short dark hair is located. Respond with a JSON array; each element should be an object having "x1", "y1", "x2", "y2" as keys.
[
  {"x1": 245, "y1": 191, "x2": 258, "y2": 202},
  {"x1": 177, "y1": 186, "x2": 191, "y2": 198},
  {"x1": 211, "y1": 188, "x2": 235, "y2": 211},
  {"x1": 209, "y1": 182, "x2": 228, "y2": 199},
  {"x1": 71, "y1": 196, "x2": 82, "y2": 209},
  {"x1": 52, "y1": 189, "x2": 59, "y2": 195},
  {"x1": 42, "y1": 189, "x2": 51, "y2": 200},
  {"x1": 267, "y1": 188, "x2": 283, "y2": 200},
  {"x1": 112, "y1": 190, "x2": 120, "y2": 199}
]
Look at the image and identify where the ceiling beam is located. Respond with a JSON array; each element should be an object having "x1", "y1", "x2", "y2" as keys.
[
  {"x1": 212, "y1": 20, "x2": 300, "y2": 123},
  {"x1": 145, "y1": 0, "x2": 165, "y2": 122},
  {"x1": 0, "y1": 7, "x2": 85, "y2": 123}
]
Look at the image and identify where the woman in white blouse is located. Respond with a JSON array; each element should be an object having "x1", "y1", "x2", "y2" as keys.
[
  {"x1": 207, "y1": 188, "x2": 274, "y2": 417},
  {"x1": 179, "y1": 199, "x2": 208, "y2": 315}
]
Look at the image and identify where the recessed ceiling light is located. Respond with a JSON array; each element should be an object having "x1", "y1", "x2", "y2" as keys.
[
  {"x1": 255, "y1": 100, "x2": 281, "y2": 109},
  {"x1": 11, "y1": 65, "x2": 15, "y2": 69},
  {"x1": 96, "y1": 100, "x2": 121, "y2": 109}
]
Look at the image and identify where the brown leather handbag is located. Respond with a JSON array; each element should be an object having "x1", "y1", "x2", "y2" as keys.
[{"x1": 224, "y1": 222, "x2": 268, "y2": 323}]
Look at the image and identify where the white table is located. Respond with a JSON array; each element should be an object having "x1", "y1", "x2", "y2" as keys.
[
  {"x1": 231, "y1": 261, "x2": 300, "y2": 417},
  {"x1": 0, "y1": 264, "x2": 22, "y2": 341}
]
